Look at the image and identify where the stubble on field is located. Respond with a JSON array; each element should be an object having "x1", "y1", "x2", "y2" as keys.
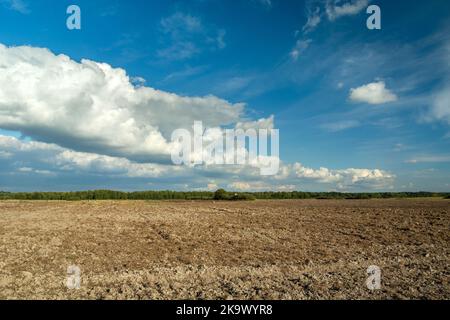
[{"x1": 0, "y1": 199, "x2": 448, "y2": 299}]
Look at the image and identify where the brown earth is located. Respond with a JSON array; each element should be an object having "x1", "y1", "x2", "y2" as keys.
[{"x1": 0, "y1": 199, "x2": 448, "y2": 300}]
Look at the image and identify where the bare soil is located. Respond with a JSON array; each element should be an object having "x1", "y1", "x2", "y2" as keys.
[{"x1": 0, "y1": 199, "x2": 448, "y2": 300}]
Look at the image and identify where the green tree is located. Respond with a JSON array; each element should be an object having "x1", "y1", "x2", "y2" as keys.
[{"x1": 213, "y1": 189, "x2": 229, "y2": 200}]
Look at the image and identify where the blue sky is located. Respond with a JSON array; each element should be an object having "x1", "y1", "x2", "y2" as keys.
[{"x1": 0, "y1": 0, "x2": 449, "y2": 192}]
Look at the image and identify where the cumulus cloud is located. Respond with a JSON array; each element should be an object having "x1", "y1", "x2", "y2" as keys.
[
  {"x1": 1, "y1": 134, "x2": 394, "y2": 191},
  {"x1": 349, "y1": 81, "x2": 398, "y2": 105},
  {"x1": 326, "y1": 0, "x2": 369, "y2": 21},
  {"x1": 294, "y1": 163, "x2": 341, "y2": 183},
  {"x1": 228, "y1": 181, "x2": 251, "y2": 190},
  {"x1": 55, "y1": 150, "x2": 170, "y2": 178},
  {"x1": 0, "y1": 43, "x2": 395, "y2": 192},
  {"x1": 0, "y1": 133, "x2": 269, "y2": 186},
  {"x1": 292, "y1": 163, "x2": 394, "y2": 189},
  {"x1": 227, "y1": 163, "x2": 394, "y2": 191},
  {"x1": 0, "y1": 135, "x2": 172, "y2": 178},
  {"x1": 0, "y1": 135, "x2": 59, "y2": 152},
  {"x1": 228, "y1": 181, "x2": 295, "y2": 191},
  {"x1": 0, "y1": 43, "x2": 244, "y2": 163},
  {"x1": 235, "y1": 115, "x2": 274, "y2": 131}
]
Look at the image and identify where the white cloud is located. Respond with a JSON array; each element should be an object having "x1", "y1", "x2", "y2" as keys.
[
  {"x1": 320, "y1": 120, "x2": 360, "y2": 132},
  {"x1": 341, "y1": 168, "x2": 394, "y2": 184},
  {"x1": 55, "y1": 150, "x2": 170, "y2": 178},
  {"x1": 228, "y1": 181, "x2": 251, "y2": 190},
  {"x1": 303, "y1": 7, "x2": 322, "y2": 34},
  {"x1": 293, "y1": 163, "x2": 342, "y2": 183},
  {"x1": 228, "y1": 181, "x2": 295, "y2": 191},
  {"x1": 0, "y1": 43, "x2": 244, "y2": 163},
  {"x1": 162, "y1": 65, "x2": 207, "y2": 84},
  {"x1": 326, "y1": 0, "x2": 369, "y2": 21},
  {"x1": 0, "y1": 150, "x2": 12, "y2": 158},
  {"x1": 0, "y1": 44, "x2": 396, "y2": 192},
  {"x1": 298, "y1": 0, "x2": 369, "y2": 36},
  {"x1": 214, "y1": 76, "x2": 253, "y2": 95},
  {"x1": 235, "y1": 115, "x2": 274, "y2": 131},
  {"x1": 292, "y1": 163, "x2": 394, "y2": 188},
  {"x1": 157, "y1": 42, "x2": 200, "y2": 61},
  {"x1": 158, "y1": 12, "x2": 226, "y2": 61},
  {"x1": 161, "y1": 12, "x2": 203, "y2": 35},
  {"x1": 216, "y1": 29, "x2": 227, "y2": 50},
  {"x1": 0, "y1": 135, "x2": 173, "y2": 178},
  {"x1": 405, "y1": 155, "x2": 450, "y2": 164},
  {"x1": 1, "y1": 134, "x2": 395, "y2": 191},
  {"x1": 228, "y1": 163, "x2": 394, "y2": 191},
  {"x1": 0, "y1": 135, "x2": 60, "y2": 152},
  {"x1": 427, "y1": 84, "x2": 450, "y2": 125},
  {"x1": 349, "y1": 81, "x2": 398, "y2": 105},
  {"x1": 423, "y1": 41, "x2": 450, "y2": 129},
  {"x1": 206, "y1": 183, "x2": 219, "y2": 191},
  {"x1": 18, "y1": 167, "x2": 53, "y2": 175},
  {"x1": 290, "y1": 39, "x2": 312, "y2": 61},
  {"x1": 1, "y1": 0, "x2": 29, "y2": 14}
]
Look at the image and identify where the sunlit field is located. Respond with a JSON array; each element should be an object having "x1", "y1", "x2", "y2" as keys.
[{"x1": 1, "y1": 199, "x2": 448, "y2": 300}]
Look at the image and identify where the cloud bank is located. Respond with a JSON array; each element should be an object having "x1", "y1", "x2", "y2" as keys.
[
  {"x1": 0, "y1": 43, "x2": 395, "y2": 191},
  {"x1": 0, "y1": 43, "x2": 244, "y2": 162}
]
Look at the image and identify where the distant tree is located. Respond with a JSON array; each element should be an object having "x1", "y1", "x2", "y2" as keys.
[
  {"x1": 0, "y1": 189, "x2": 447, "y2": 201},
  {"x1": 230, "y1": 193, "x2": 256, "y2": 201},
  {"x1": 213, "y1": 189, "x2": 229, "y2": 200}
]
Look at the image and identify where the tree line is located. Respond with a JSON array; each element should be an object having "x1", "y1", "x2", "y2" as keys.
[{"x1": 0, "y1": 190, "x2": 448, "y2": 201}]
